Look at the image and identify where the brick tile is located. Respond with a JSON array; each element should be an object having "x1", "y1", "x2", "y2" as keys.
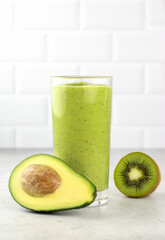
[
  {"x1": 111, "y1": 127, "x2": 143, "y2": 148},
  {"x1": 0, "y1": 96, "x2": 47, "y2": 125},
  {"x1": 144, "y1": 128, "x2": 165, "y2": 148},
  {"x1": 47, "y1": 32, "x2": 112, "y2": 62},
  {"x1": 0, "y1": 64, "x2": 14, "y2": 94},
  {"x1": 0, "y1": 31, "x2": 45, "y2": 61},
  {"x1": 113, "y1": 96, "x2": 165, "y2": 126},
  {"x1": 114, "y1": 32, "x2": 165, "y2": 61},
  {"x1": 16, "y1": 127, "x2": 52, "y2": 148},
  {"x1": 146, "y1": 64, "x2": 165, "y2": 94},
  {"x1": 15, "y1": 0, "x2": 78, "y2": 30},
  {"x1": 81, "y1": 0, "x2": 144, "y2": 30},
  {"x1": 0, "y1": 127, "x2": 15, "y2": 147}
]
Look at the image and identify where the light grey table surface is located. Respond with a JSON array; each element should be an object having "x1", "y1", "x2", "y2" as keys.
[{"x1": 0, "y1": 149, "x2": 165, "y2": 240}]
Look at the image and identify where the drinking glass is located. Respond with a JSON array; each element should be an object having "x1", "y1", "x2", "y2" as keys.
[{"x1": 51, "y1": 76, "x2": 112, "y2": 206}]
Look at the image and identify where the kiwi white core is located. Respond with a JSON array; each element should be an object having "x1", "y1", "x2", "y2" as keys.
[{"x1": 128, "y1": 167, "x2": 143, "y2": 181}]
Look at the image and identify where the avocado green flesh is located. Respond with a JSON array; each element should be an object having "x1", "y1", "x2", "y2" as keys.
[
  {"x1": 114, "y1": 152, "x2": 159, "y2": 197},
  {"x1": 9, "y1": 154, "x2": 96, "y2": 212}
]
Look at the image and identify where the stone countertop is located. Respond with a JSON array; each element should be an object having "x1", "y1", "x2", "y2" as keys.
[{"x1": 0, "y1": 149, "x2": 165, "y2": 240}]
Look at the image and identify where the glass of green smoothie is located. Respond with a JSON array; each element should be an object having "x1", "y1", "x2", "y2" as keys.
[{"x1": 51, "y1": 76, "x2": 112, "y2": 206}]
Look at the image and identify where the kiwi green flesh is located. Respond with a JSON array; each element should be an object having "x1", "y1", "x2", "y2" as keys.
[{"x1": 114, "y1": 152, "x2": 159, "y2": 198}]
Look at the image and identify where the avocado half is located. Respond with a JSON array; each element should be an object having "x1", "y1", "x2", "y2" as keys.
[{"x1": 9, "y1": 154, "x2": 96, "y2": 212}]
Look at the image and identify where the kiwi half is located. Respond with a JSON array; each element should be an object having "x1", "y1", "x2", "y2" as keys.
[{"x1": 114, "y1": 152, "x2": 161, "y2": 198}]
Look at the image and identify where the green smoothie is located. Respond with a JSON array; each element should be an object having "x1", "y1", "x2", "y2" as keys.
[{"x1": 51, "y1": 83, "x2": 112, "y2": 191}]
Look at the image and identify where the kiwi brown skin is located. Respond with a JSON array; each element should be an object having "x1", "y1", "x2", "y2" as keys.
[{"x1": 114, "y1": 152, "x2": 161, "y2": 198}]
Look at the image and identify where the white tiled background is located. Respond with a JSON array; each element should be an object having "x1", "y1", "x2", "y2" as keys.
[{"x1": 0, "y1": 0, "x2": 165, "y2": 149}]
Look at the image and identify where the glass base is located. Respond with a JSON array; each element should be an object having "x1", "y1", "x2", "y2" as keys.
[{"x1": 88, "y1": 189, "x2": 109, "y2": 207}]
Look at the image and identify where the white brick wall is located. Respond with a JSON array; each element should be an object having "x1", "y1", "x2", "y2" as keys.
[
  {"x1": 145, "y1": 64, "x2": 165, "y2": 94},
  {"x1": 15, "y1": 0, "x2": 79, "y2": 30},
  {"x1": 0, "y1": 0, "x2": 13, "y2": 29},
  {"x1": 47, "y1": 32, "x2": 112, "y2": 62},
  {"x1": 113, "y1": 96, "x2": 165, "y2": 126},
  {"x1": 0, "y1": 96, "x2": 47, "y2": 125},
  {"x1": 0, "y1": 64, "x2": 14, "y2": 94},
  {"x1": 114, "y1": 31, "x2": 165, "y2": 62},
  {"x1": 16, "y1": 127, "x2": 53, "y2": 148},
  {"x1": 81, "y1": 0, "x2": 144, "y2": 30},
  {"x1": 144, "y1": 128, "x2": 165, "y2": 148},
  {"x1": 146, "y1": 0, "x2": 165, "y2": 27},
  {"x1": 0, "y1": 128, "x2": 15, "y2": 148},
  {"x1": 0, "y1": 31, "x2": 45, "y2": 61},
  {"x1": 0, "y1": 0, "x2": 164, "y2": 149},
  {"x1": 111, "y1": 127, "x2": 143, "y2": 149}
]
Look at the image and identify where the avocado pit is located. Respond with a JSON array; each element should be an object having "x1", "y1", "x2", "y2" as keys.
[{"x1": 21, "y1": 164, "x2": 62, "y2": 197}]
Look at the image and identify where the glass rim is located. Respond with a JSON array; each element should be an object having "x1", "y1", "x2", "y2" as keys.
[
  {"x1": 51, "y1": 75, "x2": 112, "y2": 79},
  {"x1": 51, "y1": 76, "x2": 112, "y2": 87}
]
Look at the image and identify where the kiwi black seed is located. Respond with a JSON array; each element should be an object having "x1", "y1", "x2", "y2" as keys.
[{"x1": 114, "y1": 152, "x2": 161, "y2": 198}]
